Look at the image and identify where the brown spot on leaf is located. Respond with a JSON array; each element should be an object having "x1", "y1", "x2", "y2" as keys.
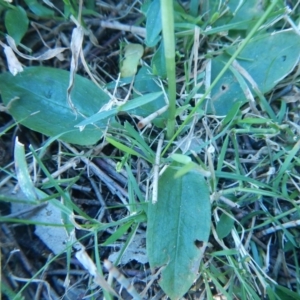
[
  {"x1": 221, "y1": 84, "x2": 228, "y2": 91},
  {"x1": 194, "y1": 240, "x2": 203, "y2": 248}
]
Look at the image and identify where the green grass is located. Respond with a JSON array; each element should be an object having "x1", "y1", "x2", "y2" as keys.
[{"x1": 1, "y1": 0, "x2": 300, "y2": 299}]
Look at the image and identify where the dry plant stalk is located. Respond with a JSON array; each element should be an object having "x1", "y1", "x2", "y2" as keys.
[
  {"x1": 104, "y1": 259, "x2": 142, "y2": 300},
  {"x1": 74, "y1": 243, "x2": 120, "y2": 298},
  {"x1": 152, "y1": 134, "x2": 164, "y2": 204}
]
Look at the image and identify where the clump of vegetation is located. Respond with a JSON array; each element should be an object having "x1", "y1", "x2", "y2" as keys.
[{"x1": 1, "y1": 0, "x2": 300, "y2": 299}]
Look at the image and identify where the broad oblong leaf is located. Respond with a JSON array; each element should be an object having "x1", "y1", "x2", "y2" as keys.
[
  {"x1": 147, "y1": 166, "x2": 211, "y2": 299},
  {"x1": 24, "y1": 0, "x2": 54, "y2": 16},
  {"x1": 5, "y1": 6, "x2": 29, "y2": 45},
  {"x1": 206, "y1": 30, "x2": 300, "y2": 115},
  {"x1": 0, "y1": 67, "x2": 111, "y2": 145}
]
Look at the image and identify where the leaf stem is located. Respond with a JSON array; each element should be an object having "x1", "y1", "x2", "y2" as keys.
[{"x1": 160, "y1": 0, "x2": 176, "y2": 138}]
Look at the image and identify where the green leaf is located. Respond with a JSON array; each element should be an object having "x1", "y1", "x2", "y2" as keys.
[
  {"x1": 147, "y1": 166, "x2": 211, "y2": 299},
  {"x1": 101, "y1": 221, "x2": 133, "y2": 246},
  {"x1": 151, "y1": 41, "x2": 167, "y2": 78},
  {"x1": 118, "y1": 91, "x2": 163, "y2": 111},
  {"x1": 106, "y1": 136, "x2": 143, "y2": 158},
  {"x1": 0, "y1": 0, "x2": 14, "y2": 9},
  {"x1": 145, "y1": 0, "x2": 161, "y2": 47},
  {"x1": 213, "y1": 0, "x2": 265, "y2": 30},
  {"x1": 24, "y1": 0, "x2": 54, "y2": 16},
  {"x1": 124, "y1": 122, "x2": 155, "y2": 161},
  {"x1": 206, "y1": 30, "x2": 300, "y2": 115},
  {"x1": 170, "y1": 153, "x2": 191, "y2": 165},
  {"x1": 272, "y1": 284, "x2": 300, "y2": 300},
  {"x1": 0, "y1": 67, "x2": 111, "y2": 145},
  {"x1": 132, "y1": 66, "x2": 168, "y2": 128},
  {"x1": 5, "y1": 6, "x2": 29, "y2": 45},
  {"x1": 75, "y1": 90, "x2": 163, "y2": 128},
  {"x1": 189, "y1": 0, "x2": 199, "y2": 17},
  {"x1": 1, "y1": 281, "x2": 24, "y2": 300},
  {"x1": 227, "y1": 0, "x2": 264, "y2": 29},
  {"x1": 216, "y1": 213, "x2": 234, "y2": 239}
]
